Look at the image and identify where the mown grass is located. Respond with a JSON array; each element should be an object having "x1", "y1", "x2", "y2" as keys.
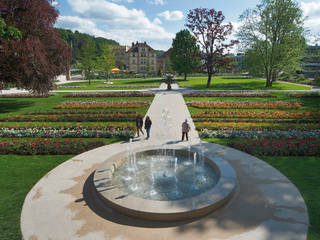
[
  {"x1": 178, "y1": 77, "x2": 311, "y2": 90},
  {"x1": 0, "y1": 93, "x2": 154, "y2": 116},
  {"x1": 54, "y1": 78, "x2": 162, "y2": 90},
  {"x1": 202, "y1": 138, "x2": 320, "y2": 240},
  {"x1": 0, "y1": 137, "x2": 123, "y2": 240}
]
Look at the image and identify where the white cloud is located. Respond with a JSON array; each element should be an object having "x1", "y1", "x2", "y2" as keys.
[
  {"x1": 56, "y1": 0, "x2": 174, "y2": 50},
  {"x1": 301, "y1": 1, "x2": 320, "y2": 17},
  {"x1": 158, "y1": 10, "x2": 183, "y2": 21},
  {"x1": 153, "y1": 17, "x2": 162, "y2": 25},
  {"x1": 146, "y1": 0, "x2": 165, "y2": 5}
]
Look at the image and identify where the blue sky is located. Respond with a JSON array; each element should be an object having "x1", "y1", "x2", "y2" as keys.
[{"x1": 54, "y1": 0, "x2": 320, "y2": 50}]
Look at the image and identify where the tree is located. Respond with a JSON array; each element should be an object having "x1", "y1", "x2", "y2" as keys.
[
  {"x1": 80, "y1": 38, "x2": 97, "y2": 84},
  {"x1": 0, "y1": 18, "x2": 22, "y2": 41},
  {"x1": 186, "y1": 8, "x2": 238, "y2": 88},
  {"x1": 170, "y1": 29, "x2": 201, "y2": 81},
  {"x1": 238, "y1": 0, "x2": 306, "y2": 87},
  {"x1": 97, "y1": 43, "x2": 116, "y2": 78},
  {"x1": 0, "y1": 0, "x2": 71, "y2": 93}
]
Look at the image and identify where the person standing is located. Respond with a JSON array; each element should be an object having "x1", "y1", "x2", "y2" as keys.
[
  {"x1": 181, "y1": 119, "x2": 190, "y2": 141},
  {"x1": 144, "y1": 116, "x2": 152, "y2": 139},
  {"x1": 135, "y1": 115, "x2": 144, "y2": 137}
]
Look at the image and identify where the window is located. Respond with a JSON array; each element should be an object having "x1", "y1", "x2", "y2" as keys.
[
  {"x1": 151, "y1": 67, "x2": 154, "y2": 70},
  {"x1": 132, "y1": 53, "x2": 135, "y2": 57},
  {"x1": 151, "y1": 60, "x2": 154, "y2": 65},
  {"x1": 132, "y1": 59, "x2": 136, "y2": 64}
]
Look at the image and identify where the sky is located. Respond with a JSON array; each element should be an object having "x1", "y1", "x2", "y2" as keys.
[{"x1": 54, "y1": 0, "x2": 320, "y2": 50}]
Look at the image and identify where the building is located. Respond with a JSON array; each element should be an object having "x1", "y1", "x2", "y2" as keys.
[
  {"x1": 110, "y1": 45, "x2": 130, "y2": 70},
  {"x1": 127, "y1": 41, "x2": 157, "y2": 74},
  {"x1": 301, "y1": 45, "x2": 320, "y2": 78},
  {"x1": 157, "y1": 48, "x2": 172, "y2": 73}
]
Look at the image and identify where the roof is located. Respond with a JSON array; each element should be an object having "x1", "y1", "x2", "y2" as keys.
[
  {"x1": 127, "y1": 42, "x2": 156, "y2": 53},
  {"x1": 158, "y1": 48, "x2": 172, "y2": 59}
]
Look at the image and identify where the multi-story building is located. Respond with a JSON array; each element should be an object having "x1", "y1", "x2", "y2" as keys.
[
  {"x1": 157, "y1": 48, "x2": 172, "y2": 73},
  {"x1": 110, "y1": 45, "x2": 130, "y2": 70},
  {"x1": 301, "y1": 45, "x2": 320, "y2": 78},
  {"x1": 127, "y1": 41, "x2": 157, "y2": 74}
]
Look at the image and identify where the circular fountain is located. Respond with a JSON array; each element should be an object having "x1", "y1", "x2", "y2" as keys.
[{"x1": 93, "y1": 146, "x2": 236, "y2": 221}]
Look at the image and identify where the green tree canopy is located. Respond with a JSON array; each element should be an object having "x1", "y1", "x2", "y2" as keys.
[
  {"x1": 80, "y1": 38, "x2": 97, "y2": 84},
  {"x1": 97, "y1": 43, "x2": 116, "y2": 76},
  {"x1": 0, "y1": 18, "x2": 22, "y2": 42},
  {"x1": 170, "y1": 29, "x2": 201, "y2": 80},
  {"x1": 238, "y1": 0, "x2": 306, "y2": 87}
]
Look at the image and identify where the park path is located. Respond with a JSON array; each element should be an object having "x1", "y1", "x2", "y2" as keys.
[{"x1": 140, "y1": 83, "x2": 200, "y2": 145}]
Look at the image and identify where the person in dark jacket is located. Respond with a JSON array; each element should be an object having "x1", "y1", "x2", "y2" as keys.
[
  {"x1": 144, "y1": 116, "x2": 152, "y2": 139},
  {"x1": 136, "y1": 115, "x2": 144, "y2": 137},
  {"x1": 181, "y1": 119, "x2": 190, "y2": 141}
]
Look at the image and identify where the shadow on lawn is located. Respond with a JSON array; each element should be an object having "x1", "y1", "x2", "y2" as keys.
[{"x1": 0, "y1": 100, "x2": 34, "y2": 114}]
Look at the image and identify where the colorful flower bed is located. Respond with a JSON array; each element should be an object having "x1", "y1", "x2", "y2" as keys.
[
  {"x1": 0, "y1": 127, "x2": 135, "y2": 138},
  {"x1": 188, "y1": 101, "x2": 301, "y2": 109},
  {"x1": 0, "y1": 112, "x2": 138, "y2": 122},
  {"x1": 183, "y1": 91, "x2": 275, "y2": 98},
  {"x1": 0, "y1": 138, "x2": 105, "y2": 155},
  {"x1": 288, "y1": 92, "x2": 320, "y2": 97},
  {"x1": 64, "y1": 91, "x2": 155, "y2": 98},
  {"x1": 54, "y1": 100, "x2": 151, "y2": 109},
  {"x1": 228, "y1": 138, "x2": 320, "y2": 156},
  {"x1": 56, "y1": 85, "x2": 85, "y2": 89},
  {"x1": 0, "y1": 122, "x2": 136, "y2": 130},
  {"x1": 0, "y1": 93, "x2": 54, "y2": 98},
  {"x1": 200, "y1": 129, "x2": 320, "y2": 139},
  {"x1": 192, "y1": 111, "x2": 320, "y2": 120},
  {"x1": 195, "y1": 122, "x2": 320, "y2": 131}
]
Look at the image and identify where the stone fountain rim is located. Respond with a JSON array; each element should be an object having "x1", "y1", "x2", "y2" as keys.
[{"x1": 93, "y1": 145, "x2": 237, "y2": 221}]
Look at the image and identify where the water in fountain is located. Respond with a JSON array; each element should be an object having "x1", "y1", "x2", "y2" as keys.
[{"x1": 112, "y1": 151, "x2": 218, "y2": 201}]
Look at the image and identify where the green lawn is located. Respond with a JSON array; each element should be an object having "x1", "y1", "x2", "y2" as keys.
[
  {"x1": 54, "y1": 78, "x2": 162, "y2": 90},
  {"x1": 0, "y1": 93, "x2": 154, "y2": 117},
  {"x1": 178, "y1": 77, "x2": 311, "y2": 90},
  {"x1": 0, "y1": 155, "x2": 74, "y2": 240},
  {"x1": 203, "y1": 138, "x2": 320, "y2": 240},
  {"x1": 0, "y1": 137, "x2": 122, "y2": 240}
]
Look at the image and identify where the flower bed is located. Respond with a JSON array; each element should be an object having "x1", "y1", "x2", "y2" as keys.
[
  {"x1": 288, "y1": 92, "x2": 320, "y2": 97},
  {"x1": 54, "y1": 100, "x2": 151, "y2": 109},
  {"x1": 0, "y1": 93, "x2": 54, "y2": 98},
  {"x1": 183, "y1": 91, "x2": 275, "y2": 98},
  {"x1": 192, "y1": 111, "x2": 320, "y2": 120},
  {"x1": 188, "y1": 101, "x2": 301, "y2": 109},
  {"x1": 200, "y1": 129, "x2": 320, "y2": 139},
  {"x1": 0, "y1": 122, "x2": 136, "y2": 130},
  {"x1": 0, "y1": 112, "x2": 138, "y2": 122},
  {"x1": 0, "y1": 127, "x2": 135, "y2": 138},
  {"x1": 195, "y1": 122, "x2": 320, "y2": 131},
  {"x1": 228, "y1": 138, "x2": 320, "y2": 156},
  {"x1": 64, "y1": 91, "x2": 155, "y2": 98},
  {"x1": 56, "y1": 85, "x2": 85, "y2": 89},
  {"x1": 0, "y1": 138, "x2": 105, "y2": 155}
]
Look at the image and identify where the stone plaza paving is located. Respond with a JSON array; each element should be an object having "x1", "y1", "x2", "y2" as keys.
[{"x1": 21, "y1": 85, "x2": 309, "y2": 240}]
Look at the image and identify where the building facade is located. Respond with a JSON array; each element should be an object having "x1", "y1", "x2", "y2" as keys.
[
  {"x1": 157, "y1": 48, "x2": 172, "y2": 73},
  {"x1": 301, "y1": 45, "x2": 320, "y2": 78},
  {"x1": 127, "y1": 42, "x2": 157, "y2": 74},
  {"x1": 110, "y1": 45, "x2": 130, "y2": 70}
]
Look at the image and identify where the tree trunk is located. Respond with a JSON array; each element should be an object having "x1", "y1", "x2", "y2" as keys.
[
  {"x1": 184, "y1": 73, "x2": 187, "y2": 81},
  {"x1": 66, "y1": 69, "x2": 71, "y2": 81},
  {"x1": 206, "y1": 73, "x2": 212, "y2": 88}
]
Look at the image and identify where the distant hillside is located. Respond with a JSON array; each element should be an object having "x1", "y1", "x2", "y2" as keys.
[{"x1": 56, "y1": 28, "x2": 119, "y2": 64}]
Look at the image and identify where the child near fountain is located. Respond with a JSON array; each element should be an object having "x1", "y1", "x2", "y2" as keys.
[{"x1": 144, "y1": 116, "x2": 152, "y2": 139}]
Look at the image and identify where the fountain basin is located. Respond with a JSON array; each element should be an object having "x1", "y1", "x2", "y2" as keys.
[{"x1": 93, "y1": 146, "x2": 236, "y2": 221}]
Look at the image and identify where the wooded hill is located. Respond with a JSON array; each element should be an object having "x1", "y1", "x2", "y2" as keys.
[{"x1": 56, "y1": 28, "x2": 120, "y2": 64}]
